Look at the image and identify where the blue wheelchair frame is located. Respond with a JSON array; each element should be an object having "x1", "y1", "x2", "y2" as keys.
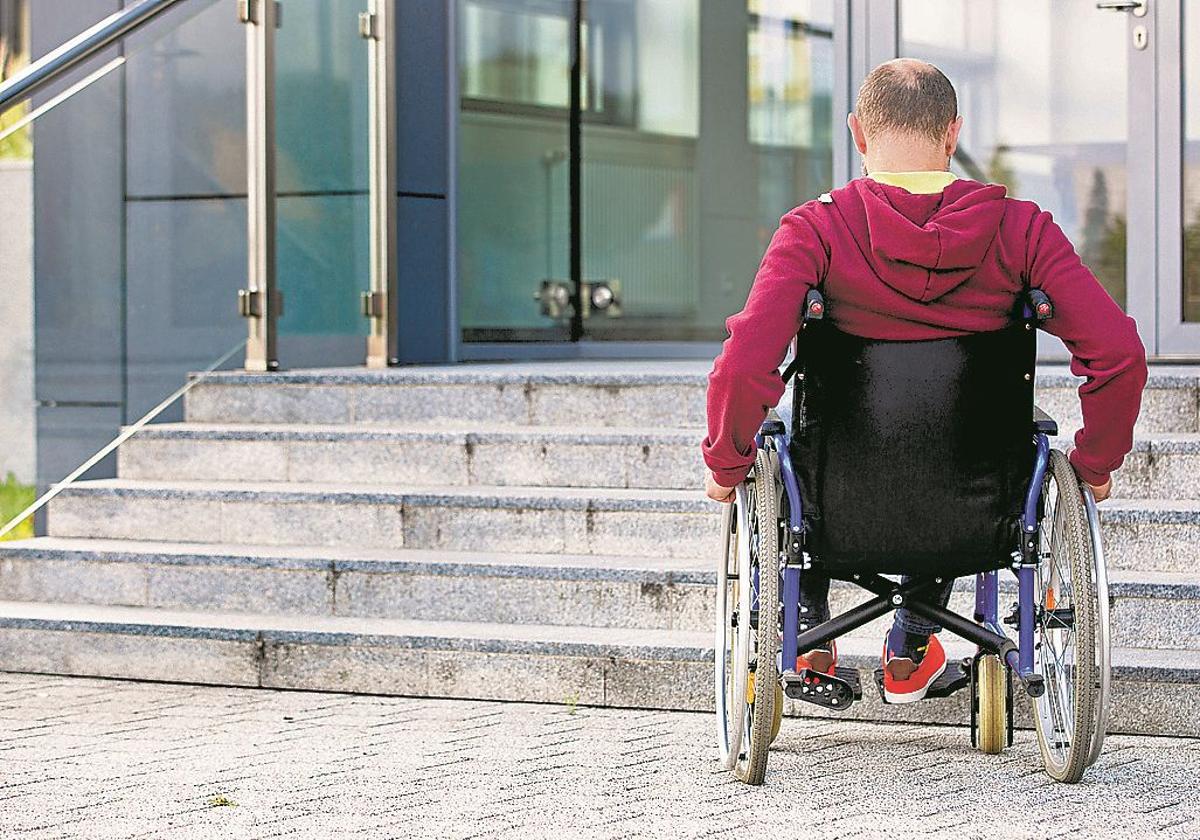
[
  {"x1": 756, "y1": 290, "x2": 1058, "y2": 704},
  {"x1": 756, "y1": 424, "x2": 1049, "y2": 701}
]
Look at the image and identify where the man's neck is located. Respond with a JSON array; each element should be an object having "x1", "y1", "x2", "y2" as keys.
[{"x1": 864, "y1": 158, "x2": 950, "y2": 175}]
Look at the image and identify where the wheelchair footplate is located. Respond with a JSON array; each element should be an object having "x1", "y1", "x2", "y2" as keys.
[
  {"x1": 780, "y1": 667, "x2": 863, "y2": 711},
  {"x1": 872, "y1": 658, "x2": 972, "y2": 704}
]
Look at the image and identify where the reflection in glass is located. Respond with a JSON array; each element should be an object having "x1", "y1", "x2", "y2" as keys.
[
  {"x1": 456, "y1": 0, "x2": 835, "y2": 343},
  {"x1": 582, "y1": 0, "x2": 833, "y2": 341},
  {"x1": 900, "y1": 0, "x2": 1128, "y2": 309},
  {"x1": 749, "y1": 0, "x2": 833, "y2": 151},
  {"x1": 1184, "y1": 5, "x2": 1200, "y2": 322},
  {"x1": 456, "y1": 0, "x2": 571, "y2": 342},
  {"x1": 460, "y1": 2, "x2": 572, "y2": 109},
  {"x1": 274, "y1": 0, "x2": 370, "y2": 352}
]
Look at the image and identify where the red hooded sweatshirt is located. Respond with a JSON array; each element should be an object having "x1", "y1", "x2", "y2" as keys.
[{"x1": 702, "y1": 175, "x2": 1149, "y2": 488}]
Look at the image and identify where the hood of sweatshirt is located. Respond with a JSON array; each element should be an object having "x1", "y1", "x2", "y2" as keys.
[{"x1": 835, "y1": 177, "x2": 1009, "y2": 302}]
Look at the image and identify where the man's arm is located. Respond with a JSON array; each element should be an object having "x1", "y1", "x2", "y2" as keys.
[
  {"x1": 702, "y1": 206, "x2": 829, "y2": 489},
  {"x1": 1026, "y1": 210, "x2": 1149, "y2": 488}
]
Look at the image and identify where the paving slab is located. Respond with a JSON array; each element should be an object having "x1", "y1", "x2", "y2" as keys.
[{"x1": 0, "y1": 672, "x2": 1197, "y2": 840}]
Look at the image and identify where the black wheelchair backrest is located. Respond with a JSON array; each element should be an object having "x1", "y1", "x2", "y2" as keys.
[{"x1": 790, "y1": 318, "x2": 1037, "y2": 576}]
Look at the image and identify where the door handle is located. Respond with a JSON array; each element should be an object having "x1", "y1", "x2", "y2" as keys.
[{"x1": 1095, "y1": 0, "x2": 1146, "y2": 14}]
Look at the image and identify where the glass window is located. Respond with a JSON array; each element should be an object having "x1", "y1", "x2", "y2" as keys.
[
  {"x1": 900, "y1": 0, "x2": 1128, "y2": 309},
  {"x1": 1184, "y1": 4, "x2": 1200, "y2": 322}
]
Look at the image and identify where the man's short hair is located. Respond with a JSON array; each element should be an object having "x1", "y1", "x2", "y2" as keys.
[{"x1": 854, "y1": 58, "x2": 958, "y2": 144}]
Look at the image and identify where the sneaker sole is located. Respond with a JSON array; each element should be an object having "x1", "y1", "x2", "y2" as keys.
[{"x1": 882, "y1": 658, "x2": 948, "y2": 705}]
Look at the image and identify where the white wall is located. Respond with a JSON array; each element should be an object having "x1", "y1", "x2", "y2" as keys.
[{"x1": 0, "y1": 159, "x2": 33, "y2": 483}]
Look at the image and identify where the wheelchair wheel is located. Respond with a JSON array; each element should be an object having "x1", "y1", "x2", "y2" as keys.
[
  {"x1": 714, "y1": 447, "x2": 781, "y2": 785},
  {"x1": 714, "y1": 484, "x2": 752, "y2": 770},
  {"x1": 1031, "y1": 449, "x2": 1102, "y2": 783},
  {"x1": 973, "y1": 653, "x2": 1009, "y2": 755},
  {"x1": 769, "y1": 684, "x2": 784, "y2": 745},
  {"x1": 1081, "y1": 484, "x2": 1112, "y2": 768}
]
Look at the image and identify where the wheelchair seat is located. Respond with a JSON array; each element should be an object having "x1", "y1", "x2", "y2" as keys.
[{"x1": 789, "y1": 320, "x2": 1037, "y2": 576}]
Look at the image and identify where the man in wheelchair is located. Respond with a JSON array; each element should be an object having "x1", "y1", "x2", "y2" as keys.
[{"x1": 702, "y1": 59, "x2": 1148, "y2": 784}]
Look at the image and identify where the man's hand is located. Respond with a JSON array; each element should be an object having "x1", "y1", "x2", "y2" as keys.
[
  {"x1": 1086, "y1": 476, "x2": 1112, "y2": 503},
  {"x1": 1064, "y1": 444, "x2": 1113, "y2": 502},
  {"x1": 705, "y1": 472, "x2": 737, "y2": 503}
]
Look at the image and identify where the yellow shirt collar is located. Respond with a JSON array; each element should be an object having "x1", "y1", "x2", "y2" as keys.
[{"x1": 868, "y1": 170, "x2": 957, "y2": 195}]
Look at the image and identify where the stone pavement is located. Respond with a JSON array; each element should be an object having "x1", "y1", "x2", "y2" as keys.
[{"x1": 1, "y1": 673, "x2": 1198, "y2": 840}]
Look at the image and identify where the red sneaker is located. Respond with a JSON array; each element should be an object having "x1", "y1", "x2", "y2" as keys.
[
  {"x1": 796, "y1": 640, "x2": 838, "y2": 675},
  {"x1": 881, "y1": 631, "x2": 946, "y2": 704}
]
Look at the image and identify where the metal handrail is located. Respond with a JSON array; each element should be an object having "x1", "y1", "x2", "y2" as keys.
[{"x1": 0, "y1": 0, "x2": 184, "y2": 117}]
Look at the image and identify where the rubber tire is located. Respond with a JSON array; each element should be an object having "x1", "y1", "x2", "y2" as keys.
[
  {"x1": 714, "y1": 493, "x2": 749, "y2": 770},
  {"x1": 1032, "y1": 449, "x2": 1098, "y2": 783},
  {"x1": 733, "y1": 447, "x2": 781, "y2": 785},
  {"x1": 975, "y1": 654, "x2": 1008, "y2": 755},
  {"x1": 769, "y1": 684, "x2": 784, "y2": 745}
]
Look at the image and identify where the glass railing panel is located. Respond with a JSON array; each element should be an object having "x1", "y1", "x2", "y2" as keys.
[
  {"x1": 274, "y1": 0, "x2": 371, "y2": 367},
  {"x1": 0, "y1": 0, "x2": 241, "y2": 538}
]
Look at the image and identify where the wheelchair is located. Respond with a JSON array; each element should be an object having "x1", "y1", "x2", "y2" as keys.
[{"x1": 715, "y1": 288, "x2": 1111, "y2": 786}]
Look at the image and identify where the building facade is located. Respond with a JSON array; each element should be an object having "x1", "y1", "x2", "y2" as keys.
[{"x1": 24, "y1": 0, "x2": 1200, "y2": 495}]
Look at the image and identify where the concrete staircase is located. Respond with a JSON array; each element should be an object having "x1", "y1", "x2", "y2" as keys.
[{"x1": 1, "y1": 361, "x2": 1198, "y2": 736}]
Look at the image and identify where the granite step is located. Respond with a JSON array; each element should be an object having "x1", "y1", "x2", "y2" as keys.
[
  {"x1": 117, "y1": 422, "x2": 705, "y2": 490},
  {"x1": 185, "y1": 363, "x2": 1200, "y2": 434},
  {"x1": 1099, "y1": 434, "x2": 1200, "y2": 499},
  {"x1": 1, "y1": 538, "x2": 1196, "y2": 652},
  {"x1": 119, "y1": 423, "x2": 1200, "y2": 499},
  {"x1": 46, "y1": 479, "x2": 720, "y2": 559},
  {"x1": 0, "y1": 600, "x2": 1193, "y2": 737},
  {"x1": 0, "y1": 538, "x2": 712, "y2": 631},
  {"x1": 46, "y1": 479, "x2": 1200, "y2": 573}
]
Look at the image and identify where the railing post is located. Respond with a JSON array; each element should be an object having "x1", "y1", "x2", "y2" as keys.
[
  {"x1": 239, "y1": 0, "x2": 279, "y2": 371},
  {"x1": 360, "y1": 0, "x2": 398, "y2": 367}
]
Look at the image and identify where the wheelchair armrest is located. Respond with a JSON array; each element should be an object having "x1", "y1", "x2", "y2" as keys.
[
  {"x1": 1033, "y1": 404, "x2": 1058, "y2": 436},
  {"x1": 803, "y1": 288, "x2": 825, "y2": 322},
  {"x1": 1024, "y1": 289, "x2": 1053, "y2": 322}
]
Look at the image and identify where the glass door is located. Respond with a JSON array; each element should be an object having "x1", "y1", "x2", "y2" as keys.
[
  {"x1": 453, "y1": 0, "x2": 839, "y2": 347},
  {"x1": 578, "y1": 0, "x2": 836, "y2": 342},
  {"x1": 899, "y1": 0, "x2": 1155, "y2": 360},
  {"x1": 899, "y1": 0, "x2": 1200, "y2": 358},
  {"x1": 455, "y1": 0, "x2": 573, "y2": 344},
  {"x1": 1162, "y1": 0, "x2": 1200, "y2": 355}
]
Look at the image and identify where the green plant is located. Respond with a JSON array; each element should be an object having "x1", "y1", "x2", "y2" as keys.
[
  {"x1": 0, "y1": 472, "x2": 35, "y2": 541},
  {"x1": 1, "y1": 43, "x2": 32, "y2": 161},
  {"x1": 0, "y1": 103, "x2": 32, "y2": 160}
]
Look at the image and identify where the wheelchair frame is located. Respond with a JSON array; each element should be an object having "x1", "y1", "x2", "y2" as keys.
[
  {"x1": 717, "y1": 288, "x2": 1112, "y2": 785},
  {"x1": 763, "y1": 420, "x2": 1049, "y2": 700}
]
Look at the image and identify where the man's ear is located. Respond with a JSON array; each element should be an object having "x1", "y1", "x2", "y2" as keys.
[
  {"x1": 848, "y1": 112, "x2": 868, "y2": 155},
  {"x1": 945, "y1": 115, "x2": 964, "y2": 158}
]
